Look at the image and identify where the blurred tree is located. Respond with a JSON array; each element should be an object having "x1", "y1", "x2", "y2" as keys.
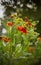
[{"x1": 1, "y1": 0, "x2": 40, "y2": 16}]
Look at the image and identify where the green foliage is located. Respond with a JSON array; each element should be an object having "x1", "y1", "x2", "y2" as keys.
[{"x1": 0, "y1": 13, "x2": 41, "y2": 65}]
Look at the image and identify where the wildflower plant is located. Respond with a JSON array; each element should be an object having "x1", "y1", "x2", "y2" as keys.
[{"x1": 0, "y1": 13, "x2": 41, "y2": 65}]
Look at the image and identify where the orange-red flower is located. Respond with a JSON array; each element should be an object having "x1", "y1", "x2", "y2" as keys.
[
  {"x1": 10, "y1": 14, "x2": 14, "y2": 18},
  {"x1": 27, "y1": 22, "x2": 32, "y2": 27},
  {"x1": 7, "y1": 22, "x2": 13, "y2": 26},
  {"x1": 17, "y1": 26, "x2": 27, "y2": 34},
  {"x1": 29, "y1": 47, "x2": 34, "y2": 53},
  {"x1": 37, "y1": 37, "x2": 41, "y2": 41},
  {"x1": 24, "y1": 17, "x2": 28, "y2": 22},
  {"x1": 10, "y1": 13, "x2": 17, "y2": 18},
  {"x1": 3, "y1": 37, "x2": 10, "y2": 43},
  {"x1": 0, "y1": 37, "x2": 2, "y2": 40}
]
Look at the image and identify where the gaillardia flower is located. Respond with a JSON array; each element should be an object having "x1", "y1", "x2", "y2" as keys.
[
  {"x1": 3, "y1": 37, "x2": 10, "y2": 43},
  {"x1": 10, "y1": 15, "x2": 14, "y2": 18},
  {"x1": 37, "y1": 37, "x2": 41, "y2": 41},
  {"x1": 27, "y1": 21, "x2": 32, "y2": 27},
  {"x1": 24, "y1": 17, "x2": 28, "y2": 22},
  {"x1": 29, "y1": 47, "x2": 34, "y2": 53},
  {"x1": 7, "y1": 22, "x2": 13, "y2": 26},
  {"x1": 17, "y1": 26, "x2": 28, "y2": 34},
  {"x1": 0, "y1": 37, "x2": 2, "y2": 40}
]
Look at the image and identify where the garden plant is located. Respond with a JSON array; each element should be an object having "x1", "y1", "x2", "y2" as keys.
[{"x1": 0, "y1": 13, "x2": 41, "y2": 65}]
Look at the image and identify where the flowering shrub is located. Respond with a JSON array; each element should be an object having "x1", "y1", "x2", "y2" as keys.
[{"x1": 0, "y1": 13, "x2": 41, "y2": 65}]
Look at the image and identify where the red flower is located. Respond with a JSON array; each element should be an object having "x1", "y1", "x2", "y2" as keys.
[
  {"x1": 10, "y1": 15, "x2": 14, "y2": 18},
  {"x1": 3, "y1": 37, "x2": 10, "y2": 43},
  {"x1": 0, "y1": 37, "x2": 2, "y2": 40},
  {"x1": 7, "y1": 22, "x2": 13, "y2": 26},
  {"x1": 17, "y1": 26, "x2": 27, "y2": 34},
  {"x1": 37, "y1": 37, "x2": 41, "y2": 41},
  {"x1": 27, "y1": 21, "x2": 32, "y2": 27},
  {"x1": 29, "y1": 47, "x2": 34, "y2": 53},
  {"x1": 24, "y1": 17, "x2": 28, "y2": 22}
]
